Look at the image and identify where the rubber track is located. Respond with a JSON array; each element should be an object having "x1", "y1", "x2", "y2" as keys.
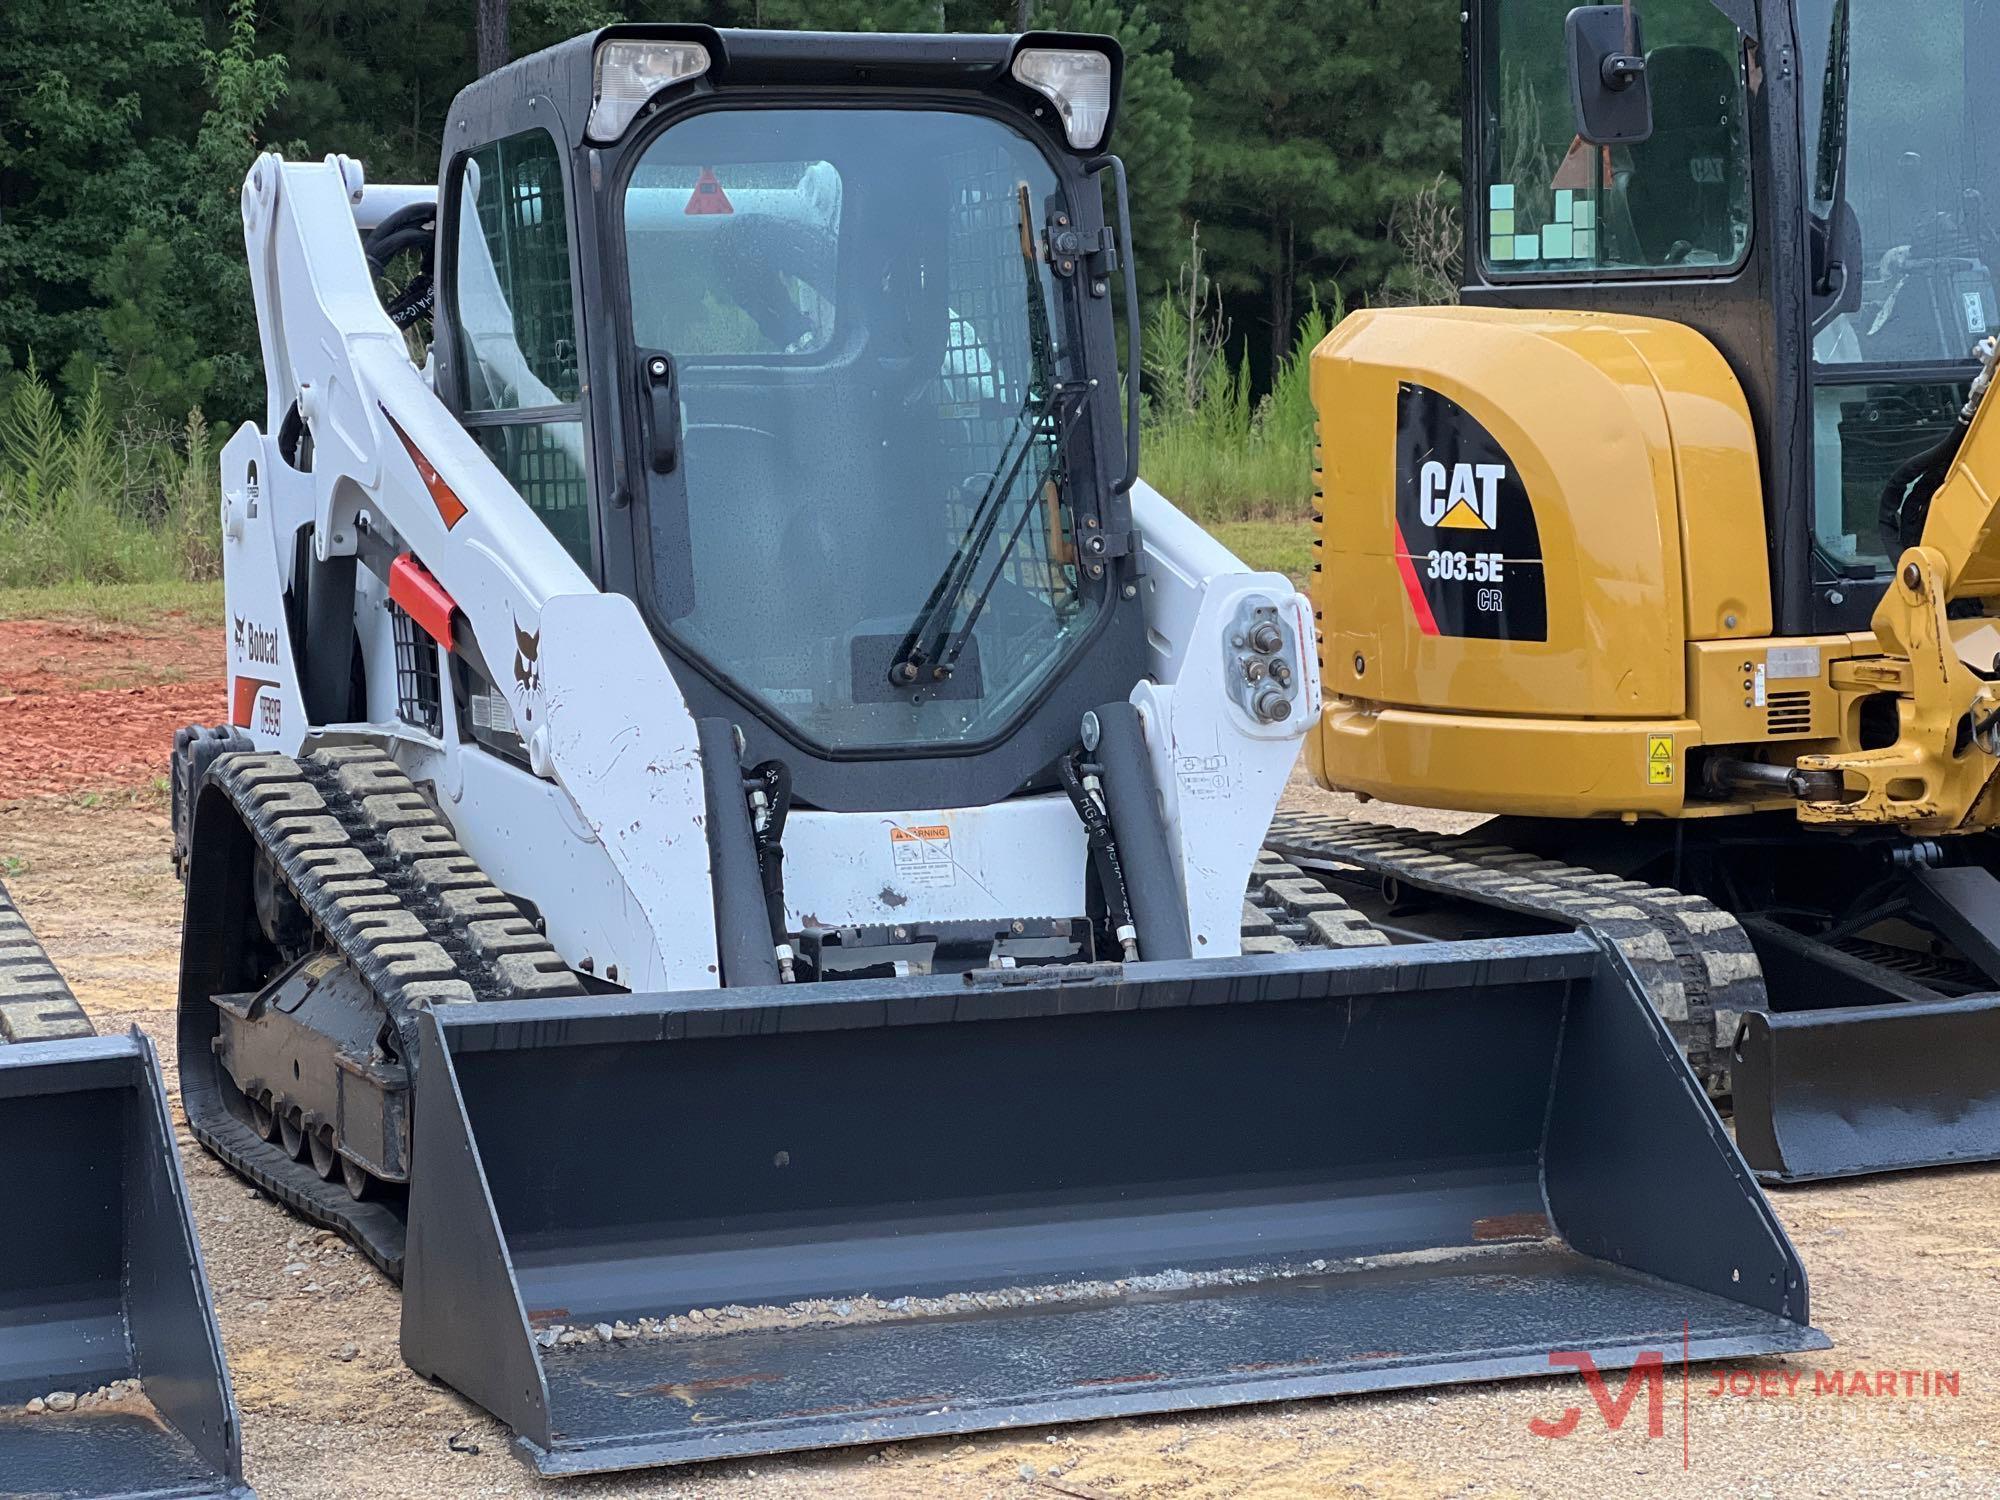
[
  {"x1": 1264, "y1": 811, "x2": 1765, "y2": 1096},
  {"x1": 0, "y1": 878, "x2": 93, "y2": 1042},
  {"x1": 184, "y1": 744, "x2": 584, "y2": 1278},
  {"x1": 1242, "y1": 852, "x2": 1391, "y2": 953}
]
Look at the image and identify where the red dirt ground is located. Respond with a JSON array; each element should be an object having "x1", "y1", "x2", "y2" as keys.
[{"x1": 0, "y1": 618, "x2": 224, "y2": 799}]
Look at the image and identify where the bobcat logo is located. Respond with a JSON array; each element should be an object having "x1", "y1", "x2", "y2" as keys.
[
  {"x1": 513, "y1": 619, "x2": 542, "y2": 699},
  {"x1": 233, "y1": 614, "x2": 280, "y2": 666}
]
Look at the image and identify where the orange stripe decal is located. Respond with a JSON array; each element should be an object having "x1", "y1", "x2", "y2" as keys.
[
  {"x1": 231, "y1": 677, "x2": 277, "y2": 728},
  {"x1": 381, "y1": 405, "x2": 468, "y2": 529}
]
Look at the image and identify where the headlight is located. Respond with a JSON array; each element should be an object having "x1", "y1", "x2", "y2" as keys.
[
  {"x1": 587, "y1": 39, "x2": 710, "y2": 142},
  {"x1": 1011, "y1": 47, "x2": 1112, "y2": 150}
]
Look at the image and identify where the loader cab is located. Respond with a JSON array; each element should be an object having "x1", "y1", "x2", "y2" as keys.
[
  {"x1": 1463, "y1": 0, "x2": 2000, "y2": 637},
  {"x1": 432, "y1": 26, "x2": 1146, "y2": 812}
]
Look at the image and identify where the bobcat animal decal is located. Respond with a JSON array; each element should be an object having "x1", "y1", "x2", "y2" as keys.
[{"x1": 513, "y1": 619, "x2": 542, "y2": 696}]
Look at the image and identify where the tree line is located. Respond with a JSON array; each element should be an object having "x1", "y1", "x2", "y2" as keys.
[{"x1": 0, "y1": 0, "x2": 1462, "y2": 433}]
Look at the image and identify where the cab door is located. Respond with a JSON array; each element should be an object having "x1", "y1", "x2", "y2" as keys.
[{"x1": 441, "y1": 126, "x2": 598, "y2": 576}]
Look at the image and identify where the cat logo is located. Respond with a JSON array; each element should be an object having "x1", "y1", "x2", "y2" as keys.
[{"x1": 1418, "y1": 460, "x2": 1507, "y2": 531}]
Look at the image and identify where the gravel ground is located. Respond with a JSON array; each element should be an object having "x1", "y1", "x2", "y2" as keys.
[{"x1": 3, "y1": 781, "x2": 1997, "y2": 1500}]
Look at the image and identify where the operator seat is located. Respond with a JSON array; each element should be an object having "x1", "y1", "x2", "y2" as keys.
[{"x1": 1624, "y1": 44, "x2": 1742, "y2": 264}]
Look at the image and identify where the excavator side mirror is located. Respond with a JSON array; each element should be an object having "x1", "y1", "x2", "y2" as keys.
[{"x1": 1567, "y1": 5, "x2": 1654, "y2": 146}]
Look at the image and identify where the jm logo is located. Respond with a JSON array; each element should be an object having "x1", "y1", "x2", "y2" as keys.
[
  {"x1": 1529, "y1": 1349, "x2": 1667, "y2": 1441},
  {"x1": 1419, "y1": 460, "x2": 1506, "y2": 531}
]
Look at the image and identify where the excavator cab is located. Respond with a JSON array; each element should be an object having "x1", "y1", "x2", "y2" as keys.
[
  {"x1": 1301, "y1": 0, "x2": 2000, "y2": 1182},
  {"x1": 1466, "y1": 0, "x2": 2000, "y2": 633}
]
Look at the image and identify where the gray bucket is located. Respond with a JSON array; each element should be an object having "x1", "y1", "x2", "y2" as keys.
[
  {"x1": 0, "y1": 1031, "x2": 249, "y2": 1499},
  {"x1": 402, "y1": 932, "x2": 1825, "y2": 1475}
]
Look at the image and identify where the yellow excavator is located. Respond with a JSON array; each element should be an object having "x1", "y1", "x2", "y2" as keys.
[{"x1": 1287, "y1": 0, "x2": 2000, "y2": 1180}]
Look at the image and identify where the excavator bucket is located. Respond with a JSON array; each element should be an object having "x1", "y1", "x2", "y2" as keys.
[
  {"x1": 403, "y1": 932, "x2": 1825, "y2": 1475},
  {"x1": 1734, "y1": 996, "x2": 2000, "y2": 1182},
  {"x1": 1730, "y1": 914, "x2": 2000, "y2": 1182},
  {"x1": 0, "y1": 886, "x2": 249, "y2": 1500}
]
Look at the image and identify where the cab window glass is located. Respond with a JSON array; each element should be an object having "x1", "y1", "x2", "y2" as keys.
[
  {"x1": 1803, "y1": 1, "x2": 2000, "y2": 367},
  {"x1": 450, "y1": 129, "x2": 591, "y2": 568},
  {"x1": 455, "y1": 130, "x2": 579, "y2": 406},
  {"x1": 622, "y1": 109, "x2": 1096, "y2": 754},
  {"x1": 1811, "y1": 381, "x2": 1970, "y2": 572},
  {"x1": 627, "y1": 161, "x2": 840, "y2": 356},
  {"x1": 1483, "y1": 0, "x2": 1752, "y2": 274},
  {"x1": 1801, "y1": 1, "x2": 2000, "y2": 576}
]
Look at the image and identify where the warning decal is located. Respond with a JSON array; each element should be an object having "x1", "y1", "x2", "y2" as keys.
[
  {"x1": 890, "y1": 824, "x2": 956, "y2": 888},
  {"x1": 686, "y1": 167, "x2": 733, "y2": 215},
  {"x1": 1648, "y1": 736, "x2": 1675, "y2": 786},
  {"x1": 1394, "y1": 382, "x2": 1547, "y2": 641}
]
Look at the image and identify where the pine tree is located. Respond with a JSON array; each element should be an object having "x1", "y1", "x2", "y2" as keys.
[
  {"x1": 0, "y1": 0, "x2": 209, "y2": 390},
  {"x1": 0, "y1": 0, "x2": 286, "y2": 425},
  {"x1": 1160, "y1": 0, "x2": 1459, "y2": 374},
  {"x1": 1029, "y1": 0, "x2": 1192, "y2": 287}
]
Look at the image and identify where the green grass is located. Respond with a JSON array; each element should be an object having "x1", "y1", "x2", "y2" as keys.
[
  {"x1": 1138, "y1": 282, "x2": 1331, "y2": 536},
  {"x1": 0, "y1": 369, "x2": 221, "y2": 593},
  {"x1": 0, "y1": 281, "x2": 1331, "y2": 627},
  {"x1": 1140, "y1": 427, "x2": 1315, "y2": 528},
  {"x1": 0, "y1": 579, "x2": 223, "y2": 625},
  {"x1": 1206, "y1": 520, "x2": 1315, "y2": 586}
]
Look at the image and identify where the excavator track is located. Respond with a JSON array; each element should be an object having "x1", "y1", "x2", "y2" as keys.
[
  {"x1": 181, "y1": 742, "x2": 583, "y2": 1278},
  {"x1": 1264, "y1": 811, "x2": 1765, "y2": 1096}
]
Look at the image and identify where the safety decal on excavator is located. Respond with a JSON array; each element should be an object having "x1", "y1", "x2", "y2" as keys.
[
  {"x1": 1648, "y1": 736, "x2": 1676, "y2": 786},
  {"x1": 1393, "y1": 382, "x2": 1547, "y2": 641}
]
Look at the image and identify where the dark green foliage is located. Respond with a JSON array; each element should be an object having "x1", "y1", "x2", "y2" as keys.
[
  {"x1": 0, "y1": 0, "x2": 284, "y2": 425},
  {"x1": 1159, "y1": 0, "x2": 1460, "y2": 373},
  {"x1": 70, "y1": 232, "x2": 215, "y2": 421},
  {"x1": 0, "y1": 0, "x2": 207, "y2": 391},
  {"x1": 1029, "y1": 0, "x2": 1192, "y2": 282},
  {"x1": 758, "y1": 0, "x2": 950, "y2": 25},
  {"x1": 1, "y1": 0, "x2": 1460, "y2": 439}
]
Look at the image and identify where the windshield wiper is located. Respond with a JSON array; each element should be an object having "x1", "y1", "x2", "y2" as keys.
[
  {"x1": 889, "y1": 385, "x2": 1084, "y2": 687},
  {"x1": 1810, "y1": 0, "x2": 1854, "y2": 314},
  {"x1": 889, "y1": 182, "x2": 1082, "y2": 689}
]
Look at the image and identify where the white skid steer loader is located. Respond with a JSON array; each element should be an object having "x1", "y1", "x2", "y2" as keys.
[{"x1": 173, "y1": 23, "x2": 1823, "y2": 1477}]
